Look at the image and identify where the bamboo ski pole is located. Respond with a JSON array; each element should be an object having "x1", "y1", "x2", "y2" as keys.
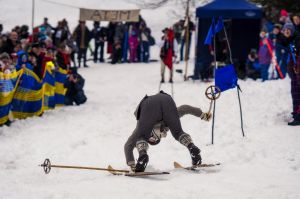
[{"x1": 39, "y1": 159, "x2": 129, "y2": 174}]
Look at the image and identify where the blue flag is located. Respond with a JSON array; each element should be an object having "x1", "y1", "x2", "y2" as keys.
[
  {"x1": 204, "y1": 17, "x2": 224, "y2": 45},
  {"x1": 215, "y1": 64, "x2": 238, "y2": 92}
]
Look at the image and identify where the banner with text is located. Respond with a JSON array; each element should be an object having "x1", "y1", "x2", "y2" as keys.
[{"x1": 80, "y1": 8, "x2": 140, "y2": 22}]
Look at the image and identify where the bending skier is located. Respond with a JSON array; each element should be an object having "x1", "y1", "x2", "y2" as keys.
[{"x1": 124, "y1": 91, "x2": 211, "y2": 172}]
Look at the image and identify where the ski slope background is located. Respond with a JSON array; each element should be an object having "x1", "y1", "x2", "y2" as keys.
[{"x1": 1, "y1": 0, "x2": 300, "y2": 198}]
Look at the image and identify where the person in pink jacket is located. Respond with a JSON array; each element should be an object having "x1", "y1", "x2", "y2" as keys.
[{"x1": 128, "y1": 30, "x2": 139, "y2": 63}]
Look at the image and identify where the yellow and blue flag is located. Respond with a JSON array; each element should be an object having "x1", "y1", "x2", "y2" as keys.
[
  {"x1": 54, "y1": 67, "x2": 67, "y2": 106},
  {"x1": 0, "y1": 70, "x2": 23, "y2": 125},
  {"x1": 43, "y1": 61, "x2": 56, "y2": 110},
  {"x1": 11, "y1": 68, "x2": 44, "y2": 119}
]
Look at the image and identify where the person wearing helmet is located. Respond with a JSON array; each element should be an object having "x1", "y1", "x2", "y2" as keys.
[{"x1": 124, "y1": 91, "x2": 211, "y2": 172}]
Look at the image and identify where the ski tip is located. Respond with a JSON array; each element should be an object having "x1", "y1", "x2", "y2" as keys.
[
  {"x1": 173, "y1": 161, "x2": 184, "y2": 169},
  {"x1": 107, "y1": 165, "x2": 119, "y2": 175}
]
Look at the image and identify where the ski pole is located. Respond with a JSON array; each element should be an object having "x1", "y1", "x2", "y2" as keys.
[
  {"x1": 205, "y1": 85, "x2": 221, "y2": 113},
  {"x1": 39, "y1": 159, "x2": 129, "y2": 174}
]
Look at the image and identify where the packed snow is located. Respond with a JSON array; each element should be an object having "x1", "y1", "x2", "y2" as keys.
[
  {"x1": 1, "y1": 60, "x2": 300, "y2": 198},
  {"x1": 1, "y1": 0, "x2": 300, "y2": 198}
]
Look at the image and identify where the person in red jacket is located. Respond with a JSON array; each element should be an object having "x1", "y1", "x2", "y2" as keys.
[{"x1": 159, "y1": 28, "x2": 178, "y2": 83}]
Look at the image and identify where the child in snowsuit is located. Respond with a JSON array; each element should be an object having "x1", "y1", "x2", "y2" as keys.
[
  {"x1": 258, "y1": 30, "x2": 273, "y2": 81},
  {"x1": 128, "y1": 31, "x2": 138, "y2": 63},
  {"x1": 124, "y1": 91, "x2": 211, "y2": 172}
]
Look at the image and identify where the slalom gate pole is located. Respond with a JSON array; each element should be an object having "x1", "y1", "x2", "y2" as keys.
[
  {"x1": 237, "y1": 87, "x2": 245, "y2": 137},
  {"x1": 223, "y1": 19, "x2": 246, "y2": 138},
  {"x1": 211, "y1": 29, "x2": 217, "y2": 145}
]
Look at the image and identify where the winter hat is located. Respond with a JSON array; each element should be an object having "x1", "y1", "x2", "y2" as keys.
[
  {"x1": 0, "y1": 52, "x2": 10, "y2": 60},
  {"x1": 273, "y1": 23, "x2": 282, "y2": 30},
  {"x1": 68, "y1": 67, "x2": 78, "y2": 75},
  {"x1": 282, "y1": 23, "x2": 295, "y2": 35},
  {"x1": 280, "y1": 9, "x2": 288, "y2": 17}
]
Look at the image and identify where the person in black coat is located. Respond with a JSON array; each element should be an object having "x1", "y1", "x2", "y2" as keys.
[
  {"x1": 64, "y1": 67, "x2": 87, "y2": 105},
  {"x1": 73, "y1": 21, "x2": 91, "y2": 67},
  {"x1": 92, "y1": 21, "x2": 106, "y2": 63}
]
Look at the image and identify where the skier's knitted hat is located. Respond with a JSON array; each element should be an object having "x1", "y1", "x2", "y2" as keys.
[{"x1": 282, "y1": 23, "x2": 295, "y2": 35}]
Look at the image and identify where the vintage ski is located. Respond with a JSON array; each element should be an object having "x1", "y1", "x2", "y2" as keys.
[
  {"x1": 174, "y1": 161, "x2": 221, "y2": 170},
  {"x1": 107, "y1": 165, "x2": 169, "y2": 177}
]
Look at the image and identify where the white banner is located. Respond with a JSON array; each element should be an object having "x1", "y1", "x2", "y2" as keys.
[{"x1": 80, "y1": 8, "x2": 140, "y2": 22}]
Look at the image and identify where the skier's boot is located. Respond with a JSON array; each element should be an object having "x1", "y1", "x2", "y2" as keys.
[
  {"x1": 188, "y1": 143, "x2": 202, "y2": 166},
  {"x1": 135, "y1": 154, "x2": 149, "y2": 172}
]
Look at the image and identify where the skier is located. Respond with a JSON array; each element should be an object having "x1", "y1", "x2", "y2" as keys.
[{"x1": 124, "y1": 91, "x2": 212, "y2": 172}]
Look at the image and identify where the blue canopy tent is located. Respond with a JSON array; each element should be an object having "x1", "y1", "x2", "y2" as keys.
[{"x1": 194, "y1": 0, "x2": 262, "y2": 79}]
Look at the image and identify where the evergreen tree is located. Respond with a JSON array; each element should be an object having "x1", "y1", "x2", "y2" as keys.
[{"x1": 250, "y1": 0, "x2": 300, "y2": 21}]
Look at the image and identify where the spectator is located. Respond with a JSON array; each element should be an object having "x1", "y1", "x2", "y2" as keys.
[
  {"x1": 53, "y1": 21, "x2": 68, "y2": 47},
  {"x1": 245, "y1": 49, "x2": 260, "y2": 80},
  {"x1": 159, "y1": 28, "x2": 178, "y2": 83},
  {"x1": 287, "y1": 45, "x2": 300, "y2": 126},
  {"x1": 40, "y1": 17, "x2": 54, "y2": 37},
  {"x1": 73, "y1": 20, "x2": 91, "y2": 68},
  {"x1": 56, "y1": 44, "x2": 70, "y2": 70},
  {"x1": 269, "y1": 24, "x2": 282, "y2": 46},
  {"x1": 64, "y1": 67, "x2": 87, "y2": 106},
  {"x1": 292, "y1": 14, "x2": 300, "y2": 50},
  {"x1": 0, "y1": 31, "x2": 19, "y2": 55},
  {"x1": 139, "y1": 24, "x2": 151, "y2": 63},
  {"x1": 279, "y1": 9, "x2": 292, "y2": 25},
  {"x1": 92, "y1": 21, "x2": 106, "y2": 63},
  {"x1": 128, "y1": 30, "x2": 138, "y2": 63},
  {"x1": 15, "y1": 50, "x2": 33, "y2": 71},
  {"x1": 29, "y1": 42, "x2": 45, "y2": 79},
  {"x1": 111, "y1": 39, "x2": 122, "y2": 64},
  {"x1": 0, "y1": 52, "x2": 14, "y2": 74},
  {"x1": 276, "y1": 23, "x2": 295, "y2": 78},
  {"x1": 258, "y1": 30, "x2": 273, "y2": 81},
  {"x1": 19, "y1": 25, "x2": 29, "y2": 40},
  {"x1": 107, "y1": 22, "x2": 116, "y2": 59}
]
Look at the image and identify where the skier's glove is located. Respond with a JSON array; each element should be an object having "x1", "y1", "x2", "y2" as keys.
[{"x1": 200, "y1": 112, "x2": 212, "y2": 121}]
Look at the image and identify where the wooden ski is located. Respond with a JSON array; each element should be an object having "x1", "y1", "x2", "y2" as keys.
[
  {"x1": 107, "y1": 165, "x2": 170, "y2": 177},
  {"x1": 174, "y1": 161, "x2": 221, "y2": 170}
]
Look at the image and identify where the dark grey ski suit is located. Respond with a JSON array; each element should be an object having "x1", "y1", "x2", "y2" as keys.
[{"x1": 124, "y1": 91, "x2": 203, "y2": 166}]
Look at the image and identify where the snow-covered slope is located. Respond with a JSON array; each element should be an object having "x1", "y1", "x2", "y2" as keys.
[
  {"x1": 1, "y1": 61, "x2": 300, "y2": 199},
  {"x1": 1, "y1": 0, "x2": 300, "y2": 198}
]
